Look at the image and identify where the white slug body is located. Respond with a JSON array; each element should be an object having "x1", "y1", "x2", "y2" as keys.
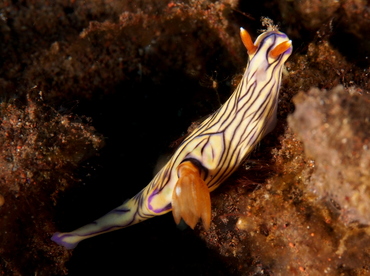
[{"x1": 52, "y1": 25, "x2": 292, "y2": 249}]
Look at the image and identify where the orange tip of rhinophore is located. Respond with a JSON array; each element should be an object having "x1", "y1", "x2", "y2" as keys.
[
  {"x1": 240, "y1": 27, "x2": 257, "y2": 55},
  {"x1": 270, "y1": 40, "x2": 292, "y2": 58}
]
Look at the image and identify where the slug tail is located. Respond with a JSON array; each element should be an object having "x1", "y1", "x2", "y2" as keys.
[
  {"x1": 51, "y1": 232, "x2": 83, "y2": 249},
  {"x1": 172, "y1": 161, "x2": 211, "y2": 231},
  {"x1": 51, "y1": 197, "x2": 143, "y2": 249}
]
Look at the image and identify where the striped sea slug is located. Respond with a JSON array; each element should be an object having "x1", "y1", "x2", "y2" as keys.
[{"x1": 52, "y1": 21, "x2": 292, "y2": 249}]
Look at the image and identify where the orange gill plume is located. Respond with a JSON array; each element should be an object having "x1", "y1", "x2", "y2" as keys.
[{"x1": 172, "y1": 161, "x2": 211, "y2": 230}]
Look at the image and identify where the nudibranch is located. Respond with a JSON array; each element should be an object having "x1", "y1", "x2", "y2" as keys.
[{"x1": 52, "y1": 22, "x2": 292, "y2": 249}]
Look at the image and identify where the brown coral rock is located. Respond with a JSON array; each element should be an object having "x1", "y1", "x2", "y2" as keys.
[{"x1": 289, "y1": 85, "x2": 370, "y2": 226}]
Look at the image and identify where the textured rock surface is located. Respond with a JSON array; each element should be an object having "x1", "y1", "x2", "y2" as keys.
[
  {"x1": 1, "y1": 0, "x2": 370, "y2": 275},
  {"x1": 289, "y1": 85, "x2": 370, "y2": 226}
]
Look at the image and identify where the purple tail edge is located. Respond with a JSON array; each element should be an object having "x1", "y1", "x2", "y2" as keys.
[{"x1": 51, "y1": 232, "x2": 78, "y2": 250}]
